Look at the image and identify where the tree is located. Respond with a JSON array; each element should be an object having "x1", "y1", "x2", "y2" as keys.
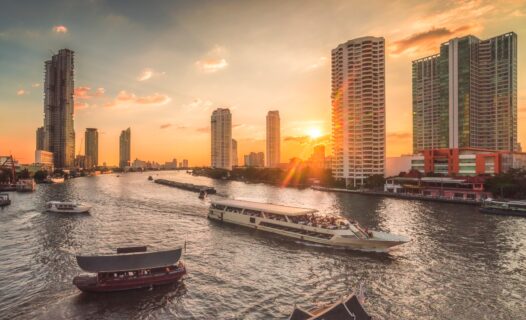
[{"x1": 365, "y1": 174, "x2": 386, "y2": 190}]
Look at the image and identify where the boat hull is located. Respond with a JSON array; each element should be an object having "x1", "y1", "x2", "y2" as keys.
[
  {"x1": 208, "y1": 210, "x2": 407, "y2": 252},
  {"x1": 46, "y1": 206, "x2": 91, "y2": 214},
  {"x1": 73, "y1": 267, "x2": 186, "y2": 293},
  {"x1": 479, "y1": 207, "x2": 526, "y2": 217}
]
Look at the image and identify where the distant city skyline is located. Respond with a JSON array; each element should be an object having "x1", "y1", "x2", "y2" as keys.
[{"x1": 1, "y1": 1, "x2": 525, "y2": 166}]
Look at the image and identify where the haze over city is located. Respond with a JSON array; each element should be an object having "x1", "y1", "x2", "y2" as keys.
[{"x1": 1, "y1": 0, "x2": 525, "y2": 166}]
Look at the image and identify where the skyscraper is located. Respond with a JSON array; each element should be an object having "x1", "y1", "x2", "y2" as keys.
[
  {"x1": 331, "y1": 37, "x2": 385, "y2": 187},
  {"x1": 119, "y1": 128, "x2": 131, "y2": 168},
  {"x1": 36, "y1": 127, "x2": 45, "y2": 151},
  {"x1": 412, "y1": 32, "x2": 517, "y2": 152},
  {"x1": 85, "y1": 128, "x2": 98, "y2": 168},
  {"x1": 43, "y1": 49, "x2": 75, "y2": 169},
  {"x1": 266, "y1": 110, "x2": 280, "y2": 167},
  {"x1": 211, "y1": 108, "x2": 232, "y2": 170},
  {"x1": 232, "y1": 139, "x2": 238, "y2": 167}
]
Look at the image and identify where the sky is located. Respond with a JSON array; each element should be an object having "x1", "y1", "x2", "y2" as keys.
[{"x1": 0, "y1": 0, "x2": 525, "y2": 166}]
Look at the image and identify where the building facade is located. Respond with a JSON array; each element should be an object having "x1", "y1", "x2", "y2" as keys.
[
  {"x1": 244, "y1": 152, "x2": 265, "y2": 167},
  {"x1": 331, "y1": 36, "x2": 386, "y2": 187},
  {"x1": 35, "y1": 150, "x2": 54, "y2": 171},
  {"x1": 266, "y1": 110, "x2": 280, "y2": 167},
  {"x1": 36, "y1": 127, "x2": 45, "y2": 151},
  {"x1": 232, "y1": 139, "x2": 238, "y2": 167},
  {"x1": 119, "y1": 128, "x2": 131, "y2": 168},
  {"x1": 182, "y1": 159, "x2": 189, "y2": 168},
  {"x1": 43, "y1": 49, "x2": 75, "y2": 169},
  {"x1": 211, "y1": 108, "x2": 232, "y2": 170},
  {"x1": 412, "y1": 32, "x2": 517, "y2": 153},
  {"x1": 85, "y1": 128, "x2": 98, "y2": 169}
]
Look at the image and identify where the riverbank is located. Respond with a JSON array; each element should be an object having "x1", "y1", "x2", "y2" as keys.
[{"x1": 311, "y1": 186, "x2": 482, "y2": 206}]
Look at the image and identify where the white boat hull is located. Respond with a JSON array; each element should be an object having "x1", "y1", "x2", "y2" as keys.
[
  {"x1": 46, "y1": 206, "x2": 91, "y2": 214},
  {"x1": 208, "y1": 209, "x2": 408, "y2": 252}
]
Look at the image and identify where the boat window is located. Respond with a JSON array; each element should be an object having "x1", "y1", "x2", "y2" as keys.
[
  {"x1": 245, "y1": 209, "x2": 261, "y2": 217},
  {"x1": 212, "y1": 204, "x2": 225, "y2": 210},
  {"x1": 225, "y1": 206, "x2": 242, "y2": 213}
]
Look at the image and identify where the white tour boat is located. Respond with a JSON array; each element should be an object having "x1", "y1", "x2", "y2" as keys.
[
  {"x1": 208, "y1": 199, "x2": 409, "y2": 252},
  {"x1": 46, "y1": 201, "x2": 91, "y2": 214}
]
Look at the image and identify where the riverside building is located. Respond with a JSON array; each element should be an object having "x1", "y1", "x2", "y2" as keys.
[
  {"x1": 412, "y1": 32, "x2": 518, "y2": 153},
  {"x1": 331, "y1": 36, "x2": 386, "y2": 187},
  {"x1": 266, "y1": 110, "x2": 280, "y2": 168},
  {"x1": 43, "y1": 49, "x2": 76, "y2": 169},
  {"x1": 211, "y1": 108, "x2": 232, "y2": 170},
  {"x1": 119, "y1": 128, "x2": 131, "y2": 168},
  {"x1": 85, "y1": 128, "x2": 98, "y2": 169}
]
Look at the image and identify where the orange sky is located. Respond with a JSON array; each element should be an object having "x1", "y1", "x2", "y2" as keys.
[{"x1": 0, "y1": 0, "x2": 525, "y2": 166}]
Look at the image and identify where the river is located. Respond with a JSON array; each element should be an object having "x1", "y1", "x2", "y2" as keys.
[{"x1": 0, "y1": 171, "x2": 524, "y2": 319}]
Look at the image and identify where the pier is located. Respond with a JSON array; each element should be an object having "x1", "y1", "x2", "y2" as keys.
[{"x1": 154, "y1": 179, "x2": 216, "y2": 194}]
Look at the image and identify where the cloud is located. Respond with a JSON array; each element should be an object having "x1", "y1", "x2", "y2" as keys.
[
  {"x1": 74, "y1": 102, "x2": 89, "y2": 110},
  {"x1": 136, "y1": 68, "x2": 165, "y2": 81},
  {"x1": 511, "y1": 9, "x2": 526, "y2": 17},
  {"x1": 305, "y1": 57, "x2": 327, "y2": 71},
  {"x1": 74, "y1": 86, "x2": 105, "y2": 99},
  {"x1": 105, "y1": 90, "x2": 171, "y2": 108},
  {"x1": 196, "y1": 126, "x2": 210, "y2": 133},
  {"x1": 16, "y1": 89, "x2": 26, "y2": 96},
  {"x1": 160, "y1": 123, "x2": 172, "y2": 129},
  {"x1": 53, "y1": 25, "x2": 68, "y2": 33},
  {"x1": 31, "y1": 83, "x2": 40, "y2": 88},
  {"x1": 195, "y1": 58, "x2": 228, "y2": 73},
  {"x1": 195, "y1": 45, "x2": 229, "y2": 73},
  {"x1": 390, "y1": 25, "x2": 473, "y2": 55}
]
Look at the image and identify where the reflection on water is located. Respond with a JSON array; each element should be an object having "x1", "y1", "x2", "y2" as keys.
[{"x1": 0, "y1": 171, "x2": 525, "y2": 319}]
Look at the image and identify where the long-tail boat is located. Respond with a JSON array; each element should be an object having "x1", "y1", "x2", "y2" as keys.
[
  {"x1": 73, "y1": 246, "x2": 186, "y2": 293},
  {"x1": 288, "y1": 293, "x2": 372, "y2": 320}
]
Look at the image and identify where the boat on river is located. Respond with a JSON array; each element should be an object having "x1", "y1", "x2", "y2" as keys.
[
  {"x1": 208, "y1": 199, "x2": 409, "y2": 252},
  {"x1": 45, "y1": 201, "x2": 91, "y2": 213},
  {"x1": 480, "y1": 199, "x2": 526, "y2": 217},
  {"x1": 73, "y1": 246, "x2": 186, "y2": 293},
  {"x1": 288, "y1": 292, "x2": 371, "y2": 320},
  {"x1": 16, "y1": 179, "x2": 35, "y2": 192},
  {"x1": 0, "y1": 193, "x2": 11, "y2": 207},
  {"x1": 48, "y1": 177, "x2": 65, "y2": 183}
]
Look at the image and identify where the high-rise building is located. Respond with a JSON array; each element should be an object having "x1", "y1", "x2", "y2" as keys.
[
  {"x1": 232, "y1": 139, "x2": 238, "y2": 167},
  {"x1": 244, "y1": 152, "x2": 265, "y2": 167},
  {"x1": 36, "y1": 127, "x2": 45, "y2": 151},
  {"x1": 331, "y1": 37, "x2": 386, "y2": 187},
  {"x1": 43, "y1": 49, "x2": 75, "y2": 169},
  {"x1": 119, "y1": 128, "x2": 131, "y2": 168},
  {"x1": 211, "y1": 108, "x2": 232, "y2": 170},
  {"x1": 266, "y1": 110, "x2": 280, "y2": 167},
  {"x1": 412, "y1": 32, "x2": 517, "y2": 153},
  {"x1": 85, "y1": 128, "x2": 98, "y2": 168},
  {"x1": 182, "y1": 159, "x2": 189, "y2": 168}
]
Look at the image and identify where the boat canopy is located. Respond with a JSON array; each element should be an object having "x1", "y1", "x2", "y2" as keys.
[
  {"x1": 289, "y1": 295, "x2": 371, "y2": 320},
  {"x1": 212, "y1": 199, "x2": 317, "y2": 216},
  {"x1": 76, "y1": 248, "x2": 182, "y2": 273}
]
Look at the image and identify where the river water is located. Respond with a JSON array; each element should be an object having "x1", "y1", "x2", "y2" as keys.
[{"x1": 0, "y1": 171, "x2": 524, "y2": 319}]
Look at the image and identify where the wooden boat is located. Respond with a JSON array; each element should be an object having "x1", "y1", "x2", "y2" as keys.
[
  {"x1": 46, "y1": 201, "x2": 91, "y2": 213},
  {"x1": 73, "y1": 246, "x2": 186, "y2": 293},
  {"x1": 0, "y1": 193, "x2": 11, "y2": 207},
  {"x1": 288, "y1": 293, "x2": 371, "y2": 320},
  {"x1": 480, "y1": 199, "x2": 526, "y2": 217}
]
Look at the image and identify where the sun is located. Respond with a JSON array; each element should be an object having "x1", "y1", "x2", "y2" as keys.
[{"x1": 307, "y1": 127, "x2": 322, "y2": 139}]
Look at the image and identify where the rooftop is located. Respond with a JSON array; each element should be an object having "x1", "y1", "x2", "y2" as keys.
[{"x1": 212, "y1": 199, "x2": 317, "y2": 216}]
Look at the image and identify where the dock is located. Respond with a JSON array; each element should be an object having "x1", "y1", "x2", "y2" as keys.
[{"x1": 154, "y1": 179, "x2": 216, "y2": 194}]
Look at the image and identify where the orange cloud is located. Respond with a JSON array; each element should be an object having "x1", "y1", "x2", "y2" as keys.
[
  {"x1": 16, "y1": 89, "x2": 26, "y2": 96},
  {"x1": 105, "y1": 90, "x2": 171, "y2": 108},
  {"x1": 196, "y1": 126, "x2": 210, "y2": 133},
  {"x1": 74, "y1": 86, "x2": 105, "y2": 99},
  {"x1": 195, "y1": 58, "x2": 228, "y2": 73},
  {"x1": 390, "y1": 25, "x2": 474, "y2": 55},
  {"x1": 53, "y1": 25, "x2": 68, "y2": 33},
  {"x1": 74, "y1": 101, "x2": 89, "y2": 110},
  {"x1": 160, "y1": 123, "x2": 172, "y2": 129}
]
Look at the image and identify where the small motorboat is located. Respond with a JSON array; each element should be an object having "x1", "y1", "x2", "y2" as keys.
[
  {"x1": 49, "y1": 177, "x2": 65, "y2": 184},
  {"x1": 46, "y1": 201, "x2": 91, "y2": 213},
  {"x1": 0, "y1": 193, "x2": 11, "y2": 207},
  {"x1": 73, "y1": 246, "x2": 186, "y2": 293}
]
